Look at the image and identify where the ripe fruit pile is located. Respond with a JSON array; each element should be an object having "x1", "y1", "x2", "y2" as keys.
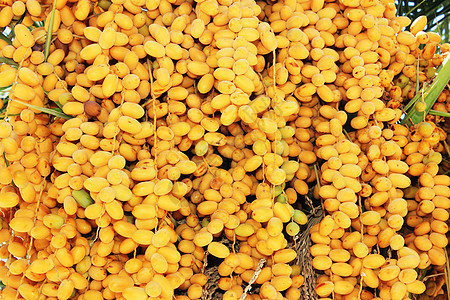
[{"x1": 0, "y1": 0, "x2": 448, "y2": 299}]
